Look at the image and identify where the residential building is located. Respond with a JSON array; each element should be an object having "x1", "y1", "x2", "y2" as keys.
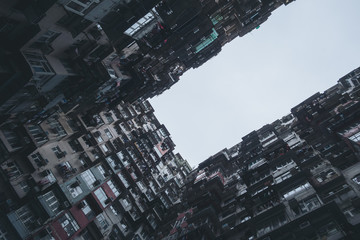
[
  {"x1": 0, "y1": 100, "x2": 191, "y2": 240},
  {"x1": 160, "y1": 68, "x2": 360, "y2": 240},
  {"x1": 1, "y1": 0, "x2": 296, "y2": 124}
]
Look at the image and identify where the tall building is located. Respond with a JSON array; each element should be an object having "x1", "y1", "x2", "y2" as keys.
[
  {"x1": 0, "y1": 99, "x2": 191, "y2": 239},
  {"x1": 158, "y1": 67, "x2": 360, "y2": 240},
  {"x1": 1, "y1": 63, "x2": 359, "y2": 239},
  {"x1": 3, "y1": 1, "x2": 360, "y2": 240},
  {"x1": 0, "y1": 0, "x2": 296, "y2": 124}
]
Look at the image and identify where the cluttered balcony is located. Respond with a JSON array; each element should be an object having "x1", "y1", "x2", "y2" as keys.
[
  {"x1": 59, "y1": 163, "x2": 109, "y2": 204},
  {"x1": 28, "y1": 140, "x2": 83, "y2": 184},
  {"x1": 39, "y1": 114, "x2": 67, "y2": 141},
  {"x1": 7, "y1": 203, "x2": 49, "y2": 240},
  {"x1": 25, "y1": 124, "x2": 49, "y2": 147},
  {"x1": 310, "y1": 163, "x2": 342, "y2": 187},
  {"x1": 252, "y1": 188, "x2": 282, "y2": 218},
  {"x1": 56, "y1": 161, "x2": 77, "y2": 181}
]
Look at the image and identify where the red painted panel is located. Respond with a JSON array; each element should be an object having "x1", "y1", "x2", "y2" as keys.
[
  {"x1": 70, "y1": 205, "x2": 89, "y2": 229},
  {"x1": 102, "y1": 181, "x2": 116, "y2": 200},
  {"x1": 51, "y1": 219, "x2": 68, "y2": 240}
]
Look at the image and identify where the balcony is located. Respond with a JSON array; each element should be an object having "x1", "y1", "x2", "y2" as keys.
[
  {"x1": 34, "y1": 169, "x2": 57, "y2": 187},
  {"x1": 287, "y1": 195, "x2": 322, "y2": 218},
  {"x1": 7, "y1": 204, "x2": 45, "y2": 239},
  {"x1": 321, "y1": 184, "x2": 352, "y2": 203},
  {"x1": 272, "y1": 160, "x2": 297, "y2": 178},
  {"x1": 117, "y1": 171, "x2": 130, "y2": 188},
  {"x1": 282, "y1": 182, "x2": 315, "y2": 201},
  {"x1": 57, "y1": 161, "x2": 77, "y2": 180},
  {"x1": 254, "y1": 199, "x2": 282, "y2": 217},
  {"x1": 1, "y1": 160, "x2": 23, "y2": 181},
  {"x1": 120, "y1": 197, "x2": 132, "y2": 211},
  {"x1": 311, "y1": 168, "x2": 341, "y2": 187},
  {"x1": 248, "y1": 158, "x2": 267, "y2": 170},
  {"x1": 220, "y1": 205, "x2": 246, "y2": 223},
  {"x1": 26, "y1": 124, "x2": 49, "y2": 146},
  {"x1": 256, "y1": 213, "x2": 288, "y2": 238}
]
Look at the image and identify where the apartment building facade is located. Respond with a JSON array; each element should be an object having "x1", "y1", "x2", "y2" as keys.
[
  {"x1": 159, "y1": 68, "x2": 360, "y2": 240},
  {"x1": 0, "y1": 0, "x2": 296, "y2": 125},
  {"x1": 0, "y1": 99, "x2": 191, "y2": 240}
]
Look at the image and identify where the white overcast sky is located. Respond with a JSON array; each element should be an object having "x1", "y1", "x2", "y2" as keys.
[{"x1": 150, "y1": 0, "x2": 360, "y2": 168}]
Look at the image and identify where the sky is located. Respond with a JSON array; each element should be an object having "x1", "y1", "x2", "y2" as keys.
[{"x1": 150, "y1": 0, "x2": 360, "y2": 168}]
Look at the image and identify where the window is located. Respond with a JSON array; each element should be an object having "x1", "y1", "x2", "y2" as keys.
[
  {"x1": 118, "y1": 172, "x2": 130, "y2": 188},
  {"x1": 298, "y1": 196, "x2": 321, "y2": 213},
  {"x1": 3, "y1": 161, "x2": 22, "y2": 180},
  {"x1": 80, "y1": 200, "x2": 91, "y2": 214},
  {"x1": 52, "y1": 146, "x2": 64, "y2": 159},
  {"x1": 79, "y1": 200, "x2": 94, "y2": 219},
  {"x1": 106, "y1": 156, "x2": 116, "y2": 168},
  {"x1": 67, "y1": 1, "x2": 85, "y2": 12},
  {"x1": 352, "y1": 174, "x2": 360, "y2": 185},
  {"x1": 349, "y1": 132, "x2": 360, "y2": 142},
  {"x1": 94, "y1": 188, "x2": 108, "y2": 207},
  {"x1": 37, "y1": 30, "x2": 59, "y2": 43},
  {"x1": 137, "y1": 181, "x2": 145, "y2": 191},
  {"x1": 59, "y1": 213, "x2": 79, "y2": 237},
  {"x1": 107, "y1": 180, "x2": 120, "y2": 197},
  {"x1": 315, "y1": 169, "x2": 337, "y2": 183},
  {"x1": 41, "y1": 191, "x2": 61, "y2": 215},
  {"x1": 194, "y1": 28, "x2": 219, "y2": 53},
  {"x1": 158, "y1": 128, "x2": 168, "y2": 138},
  {"x1": 101, "y1": 144, "x2": 109, "y2": 153},
  {"x1": 40, "y1": 170, "x2": 56, "y2": 185},
  {"x1": 2, "y1": 129, "x2": 21, "y2": 149},
  {"x1": 20, "y1": 181, "x2": 30, "y2": 193},
  {"x1": 210, "y1": 14, "x2": 224, "y2": 25},
  {"x1": 30, "y1": 30, "x2": 60, "y2": 49},
  {"x1": 97, "y1": 135, "x2": 104, "y2": 143},
  {"x1": 116, "y1": 151, "x2": 125, "y2": 161},
  {"x1": 96, "y1": 213, "x2": 109, "y2": 230},
  {"x1": 81, "y1": 170, "x2": 97, "y2": 189},
  {"x1": 31, "y1": 152, "x2": 46, "y2": 167},
  {"x1": 104, "y1": 129, "x2": 113, "y2": 139},
  {"x1": 16, "y1": 205, "x2": 36, "y2": 231},
  {"x1": 283, "y1": 182, "x2": 311, "y2": 200},
  {"x1": 23, "y1": 52, "x2": 54, "y2": 74},
  {"x1": 105, "y1": 113, "x2": 114, "y2": 124},
  {"x1": 124, "y1": 12, "x2": 155, "y2": 37},
  {"x1": 122, "y1": 198, "x2": 130, "y2": 207},
  {"x1": 27, "y1": 125, "x2": 48, "y2": 145},
  {"x1": 47, "y1": 116, "x2": 66, "y2": 136}
]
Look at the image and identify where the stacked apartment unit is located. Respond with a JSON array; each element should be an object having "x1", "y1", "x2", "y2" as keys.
[
  {"x1": 158, "y1": 67, "x2": 360, "y2": 240},
  {"x1": 0, "y1": 99, "x2": 191, "y2": 240},
  {"x1": 0, "y1": 0, "x2": 296, "y2": 125}
]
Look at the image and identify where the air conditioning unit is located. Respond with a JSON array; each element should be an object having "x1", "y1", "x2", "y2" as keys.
[{"x1": 64, "y1": 201, "x2": 70, "y2": 208}]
